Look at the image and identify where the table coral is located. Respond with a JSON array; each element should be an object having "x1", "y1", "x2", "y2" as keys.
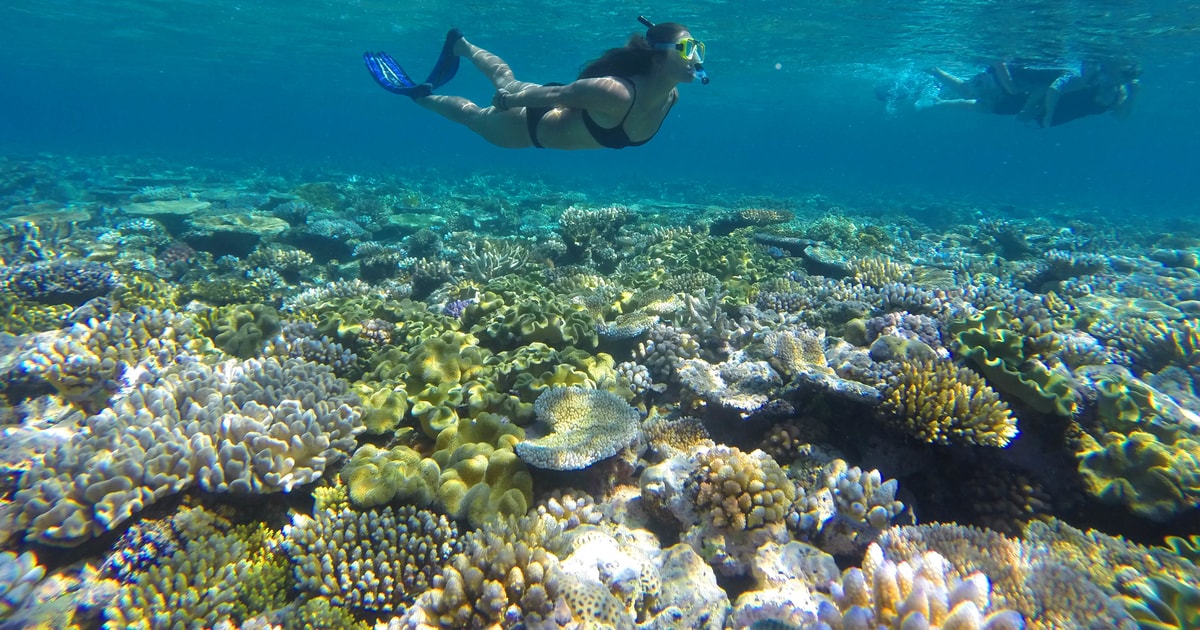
[{"x1": 515, "y1": 386, "x2": 641, "y2": 470}]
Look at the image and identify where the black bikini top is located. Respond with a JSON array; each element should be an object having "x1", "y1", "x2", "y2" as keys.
[{"x1": 582, "y1": 82, "x2": 677, "y2": 149}]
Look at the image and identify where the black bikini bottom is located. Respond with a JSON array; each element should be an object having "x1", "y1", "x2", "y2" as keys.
[
  {"x1": 526, "y1": 106, "x2": 552, "y2": 149},
  {"x1": 523, "y1": 82, "x2": 564, "y2": 149}
]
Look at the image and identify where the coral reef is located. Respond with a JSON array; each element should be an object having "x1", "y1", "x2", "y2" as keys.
[{"x1": 5, "y1": 154, "x2": 1200, "y2": 630}]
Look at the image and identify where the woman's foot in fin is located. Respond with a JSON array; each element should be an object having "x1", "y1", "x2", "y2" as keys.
[{"x1": 426, "y1": 29, "x2": 464, "y2": 88}]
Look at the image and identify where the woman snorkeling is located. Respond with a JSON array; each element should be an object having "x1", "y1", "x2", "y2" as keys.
[{"x1": 364, "y1": 17, "x2": 707, "y2": 149}]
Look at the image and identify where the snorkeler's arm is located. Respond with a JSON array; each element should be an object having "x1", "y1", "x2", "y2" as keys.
[
  {"x1": 1040, "y1": 76, "x2": 1070, "y2": 127},
  {"x1": 991, "y1": 62, "x2": 1018, "y2": 94},
  {"x1": 1111, "y1": 80, "x2": 1139, "y2": 120},
  {"x1": 495, "y1": 78, "x2": 630, "y2": 113}
]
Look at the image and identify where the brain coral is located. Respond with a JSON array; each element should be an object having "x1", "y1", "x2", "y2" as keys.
[
  {"x1": 881, "y1": 359, "x2": 1019, "y2": 448},
  {"x1": 515, "y1": 386, "x2": 641, "y2": 470},
  {"x1": 284, "y1": 505, "x2": 461, "y2": 614},
  {"x1": 14, "y1": 357, "x2": 362, "y2": 546}
]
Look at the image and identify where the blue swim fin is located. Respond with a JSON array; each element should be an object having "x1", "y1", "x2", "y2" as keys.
[
  {"x1": 364, "y1": 51, "x2": 433, "y2": 98},
  {"x1": 425, "y1": 29, "x2": 464, "y2": 89}
]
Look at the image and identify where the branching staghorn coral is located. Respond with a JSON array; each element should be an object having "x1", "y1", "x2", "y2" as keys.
[{"x1": 880, "y1": 358, "x2": 1019, "y2": 448}]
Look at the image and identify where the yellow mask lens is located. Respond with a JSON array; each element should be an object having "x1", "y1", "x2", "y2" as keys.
[{"x1": 680, "y1": 39, "x2": 705, "y2": 63}]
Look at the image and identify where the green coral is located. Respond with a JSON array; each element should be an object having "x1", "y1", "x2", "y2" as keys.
[
  {"x1": 341, "y1": 414, "x2": 533, "y2": 528},
  {"x1": 180, "y1": 275, "x2": 275, "y2": 306},
  {"x1": 203, "y1": 303, "x2": 282, "y2": 359},
  {"x1": 1077, "y1": 430, "x2": 1200, "y2": 522},
  {"x1": 434, "y1": 441, "x2": 533, "y2": 526},
  {"x1": 950, "y1": 306, "x2": 1077, "y2": 416},
  {"x1": 292, "y1": 597, "x2": 370, "y2": 630},
  {"x1": 468, "y1": 291, "x2": 598, "y2": 350},
  {"x1": 354, "y1": 382, "x2": 410, "y2": 435},
  {"x1": 1164, "y1": 535, "x2": 1200, "y2": 564},
  {"x1": 1116, "y1": 573, "x2": 1200, "y2": 630},
  {"x1": 502, "y1": 346, "x2": 627, "y2": 405},
  {"x1": 292, "y1": 181, "x2": 345, "y2": 211},
  {"x1": 110, "y1": 273, "x2": 179, "y2": 310},
  {"x1": 638, "y1": 232, "x2": 785, "y2": 301},
  {"x1": 0, "y1": 292, "x2": 69, "y2": 334},
  {"x1": 342, "y1": 444, "x2": 441, "y2": 508},
  {"x1": 1077, "y1": 375, "x2": 1200, "y2": 522}
]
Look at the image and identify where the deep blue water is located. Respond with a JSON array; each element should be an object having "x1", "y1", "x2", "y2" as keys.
[{"x1": 2, "y1": 0, "x2": 1198, "y2": 214}]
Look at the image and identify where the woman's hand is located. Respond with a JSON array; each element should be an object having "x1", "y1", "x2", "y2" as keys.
[{"x1": 493, "y1": 88, "x2": 513, "y2": 110}]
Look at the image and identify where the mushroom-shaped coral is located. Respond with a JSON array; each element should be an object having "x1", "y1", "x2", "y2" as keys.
[
  {"x1": 284, "y1": 505, "x2": 461, "y2": 615},
  {"x1": 881, "y1": 359, "x2": 1019, "y2": 448},
  {"x1": 515, "y1": 386, "x2": 641, "y2": 470}
]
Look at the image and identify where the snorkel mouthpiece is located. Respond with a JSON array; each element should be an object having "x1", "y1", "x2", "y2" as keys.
[{"x1": 637, "y1": 15, "x2": 710, "y2": 85}]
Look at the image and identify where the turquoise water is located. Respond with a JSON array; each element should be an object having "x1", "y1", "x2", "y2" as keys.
[{"x1": 2, "y1": 0, "x2": 1198, "y2": 209}]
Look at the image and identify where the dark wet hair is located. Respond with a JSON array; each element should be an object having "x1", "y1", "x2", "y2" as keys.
[{"x1": 578, "y1": 22, "x2": 689, "y2": 79}]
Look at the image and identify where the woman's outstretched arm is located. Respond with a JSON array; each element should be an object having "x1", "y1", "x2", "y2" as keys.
[{"x1": 494, "y1": 77, "x2": 631, "y2": 114}]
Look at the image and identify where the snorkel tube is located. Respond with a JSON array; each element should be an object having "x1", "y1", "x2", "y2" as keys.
[{"x1": 638, "y1": 15, "x2": 709, "y2": 84}]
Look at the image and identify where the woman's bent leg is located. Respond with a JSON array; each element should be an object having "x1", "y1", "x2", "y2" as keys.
[
  {"x1": 415, "y1": 95, "x2": 532, "y2": 148},
  {"x1": 455, "y1": 38, "x2": 539, "y2": 92}
]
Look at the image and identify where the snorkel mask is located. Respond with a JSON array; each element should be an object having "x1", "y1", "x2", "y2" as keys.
[{"x1": 638, "y1": 15, "x2": 709, "y2": 84}]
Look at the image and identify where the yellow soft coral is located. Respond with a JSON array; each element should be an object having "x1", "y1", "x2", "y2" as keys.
[{"x1": 881, "y1": 359, "x2": 1019, "y2": 447}]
